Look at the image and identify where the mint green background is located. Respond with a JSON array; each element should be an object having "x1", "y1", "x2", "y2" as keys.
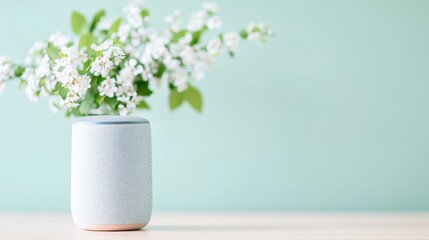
[{"x1": 0, "y1": 0, "x2": 428, "y2": 212}]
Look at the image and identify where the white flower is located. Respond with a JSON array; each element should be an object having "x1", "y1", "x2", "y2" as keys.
[
  {"x1": 166, "y1": 10, "x2": 180, "y2": 24},
  {"x1": 48, "y1": 32, "x2": 70, "y2": 49},
  {"x1": 35, "y1": 55, "x2": 50, "y2": 78},
  {"x1": 52, "y1": 46, "x2": 91, "y2": 105},
  {"x1": 141, "y1": 66, "x2": 153, "y2": 81},
  {"x1": 97, "y1": 17, "x2": 112, "y2": 30},
  {"x1": 223, "y1": 32, "x2": 240, "y2": 52},
  {"x1": 180, "y1": 46, "x2": 195, "y2": 65},
  {"x1": 128, "y1": 58, "x2": 138, "y2": 67},
  {"x1": 117, "y1": 24, "x2": 131, "y2": 43},
  {"x1": 207, "y1": 16, "x2": 221, "y2": 29},
  {"x1": 117, "y1": 66, "x2": 135, "y2": 86},
  {"x1": 0, "y1": 56, "x2": 11, "y2": 66},
  {"x1": 44, "y1": 75, "x2": 57, "y2": 92},
  {"x1": 187, "y1": 11, "x2": 206, "y2": 31},
  {"x1": 191, "y1": 66, "x2": 204, "y2": 80},
  {"x1": 91, "y1": 40, "x2": 111, "y2": 51},
  {"x1": 55, "y1": 46, "x2": 88, "y2": 69},
  {"x1": 22, "y1": 68, "x2": 40, "y2": 102},
  {"x1": 196, "y1": 51, "x2": 213, "y2": 67},
  {"x1": 91, "y1": 56, "x2": 114, "y2": 78},
  {"x1": 117, "y1": 87, "x2": 143, "y2": 115},
  {"x1": 248, "y1": 32, "x2": 261, "y2": 42},
  {"x1": 65, "y1": 91, "x2": 79, "y2": 108},
  {"x1": 168, "y1": 43, "x2": 184, "y2": 57},
  {"x1": 91, "y1": 41, "x2": 125, "y2": 77},
  {"x1": 28, "y1": 41, "x2": 47, "y2": 56},
  {"x1": 54, "y1": 65, "x2": 77, "y2": 88},
  {"x1": 203, "y1": 3, "x2": 218, "y2": 14},
  {"x1": 130, "y1": 30, "x2": 142, "y2": 47},
  {"x1": 181, "y1": 33, "x2": 193, "y2": 45},
  {"x1": 246, "y1": 22, "x2": 272, "y2": 43},
  {"x1": 0, "y1": 56, "x2": 14, "y2": 90},
  {"x1": 116, "y1": 59, "x2": 146, "y2": 87},
  {"x1": 246, "y1": 22, "x2": 256, "y2": 33},
  {"x1": 171, "y1": 68, "x2": 188, "y2": 92},
  {"x1": 166, "y1": 10, "x2": 181, "y2": 31},
  {"x1": 207, "y1": 38, "x2": 222, "y2": 56},
  {"x1": 142, "y1": 34, "x2": 169, "y2": 60},
  {"x1": 98, "y1": 77, "x2": 118, "y2": 98},
  {"x1": 164, "y1": 57, "x2": 180, "y2": 70},
  {"x1": 116, "y1": 84, "x2": 136, "y2": 101},
  {"x1": 111, "y1": 46, "x2": 126, "y2": 65},
  {"x1": 130, "y1": 96, "x2": 143, "y2": 109},
  {"x1": 72, "y1": 75, "x2": 91, "y2": 97},
  {"x1": 118, "y1": 104, "x2": 129, "y2": 116},
  {"x1": 48, "y1": 96, "x2": 64, "y2": 112},
  {"x1": 123, "y1": 0, "x2": 147, "y2": 28},
  {"x1": 187, "y1": 20, "x2": 204, "y2": 32}
]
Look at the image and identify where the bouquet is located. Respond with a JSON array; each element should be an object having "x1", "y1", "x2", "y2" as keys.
[{"x1": 0, "y1": 0, "x2": 272, "y2": 116}]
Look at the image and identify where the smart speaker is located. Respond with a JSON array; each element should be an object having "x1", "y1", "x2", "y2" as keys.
[{"x1": 71, "y1": 116, "x2": 152, "y2": 231}]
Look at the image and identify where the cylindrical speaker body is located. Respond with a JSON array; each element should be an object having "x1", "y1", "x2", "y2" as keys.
[{"x1": 71, "y1": 116, "x2": 152, "y2": 231}]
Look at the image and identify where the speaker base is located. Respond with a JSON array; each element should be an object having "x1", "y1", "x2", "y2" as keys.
[{"x1": 77, "y1": 223, "x2": 147, "y2": 231}]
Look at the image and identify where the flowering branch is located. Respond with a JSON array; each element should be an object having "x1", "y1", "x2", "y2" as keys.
[{"x1": 0, "y1": 1, "x2": 273, "y2": 117}]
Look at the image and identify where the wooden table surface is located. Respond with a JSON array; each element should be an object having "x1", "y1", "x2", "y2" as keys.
[{"x1": 1, "y1": 213, "x2": 429, "y2": 240}]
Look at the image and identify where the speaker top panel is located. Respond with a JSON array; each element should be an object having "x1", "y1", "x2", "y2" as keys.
[{"x1": 73, "y1": 116, "x2": 150, "y2": 125}]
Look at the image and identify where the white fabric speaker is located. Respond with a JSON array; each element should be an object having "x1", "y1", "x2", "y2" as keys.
[{"x1": 71, "y1": 116, "x2": 152, "y2": 231}]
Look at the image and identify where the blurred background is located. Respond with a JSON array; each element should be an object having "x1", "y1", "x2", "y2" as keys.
[{"x1": 0, "y1": 0, "x2": 428, "y2": 212}]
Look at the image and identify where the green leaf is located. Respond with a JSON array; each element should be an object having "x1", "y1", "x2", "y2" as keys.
[
  {"x1": 95, "y1": 94, "x2": 105, "y2": 106},
  {"x1": 171, "y1": 30, "x2": 187, "y2": 43},
  {"x1": 191, "y1": 31, "x2": 202, "y2": 46},
  {"x1": 65, "y1": 109, "x2": 72, "y2": 118},
  {"x1": 140, "y1": 9, "x2": 150, "y2": 19},
  {"x1": 108, "y1": 18, "x2": 122, "y2": 35},
  {"x1": 190, "y1": 26, "x2": 207, "y2": 46},
  {"x1": 38, "y1": 77, "x2": 46, "y2": 88},
  {"x1": 14, "y1": 66, "x2": 25, "y2": 77},
  {"x1": 136, "y1": 81, "x2": 153, "y2": 96},
  {"x1": 73, "y1": 108, "x2": 82, "y2": 116},
  {"x1": 89, "y1": 9, "x2": 106, "y2": 32},
  {"x1": 104, "y1": 97, "x2": 118, "y2": 110},
  {"x1": 169, "y1": 89, "x2": 185, "y2": 111},
  {"x1": 239, "y1": 29, "x2": 248, "y2": 39},
  {"x1": 91, "y1": 76, "x2": 102, "y2": 90},
  {"x1": 168, "y1": 83, "x2": 175, "y2": 90},
  {"x1": 185, "y1": 85, "x2": 203, "y2": 112},
  {"x1": 79, "y1": 94, "x2": 94, "y2": 115},
  {"x1": 58, "y1": 85, "x2": 69, "y2": 100},
  {"x1": 51, "y1": 82, "x2": 60, "y2": 94},
  {"x1": 79, "y1": 33, "x2": 96, "y2": 49},
  {"x1": 46, "y1": 44, "x2": 60, "y2": 61},
  {"x1": 71, "y1": 11, "x2": 88, "y2": 35},
  {"x1": 153, "y1": 63, "x2": 166, "y2": 78},
  {"x1": 18, "y1": 79, "x2": 27, "y2": 89},
  {"x1": 82, "y1": 57, "x2": 92, "y2": 72},
  {"x1": 137, "y1": 100, "x2": 150, "y2": 109}
]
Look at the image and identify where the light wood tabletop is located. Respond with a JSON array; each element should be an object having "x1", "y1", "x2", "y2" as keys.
[{"x1": 1, "y1": 213, "x2": 429, "y2": 240}]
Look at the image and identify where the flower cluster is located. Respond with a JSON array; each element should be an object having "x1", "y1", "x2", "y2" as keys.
[
  {"x1": 53, "y1": 47, "x2": 90, "y2": 107},
  {"x1": 0, "y1": 0, "x2": 273, "y2": 117},
  {"x1": 0, "y1": 56, "x2": 14, "y2": 93},
  {"x1": 90, "y1": 40, "x2": 125, "y2": 77}
]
